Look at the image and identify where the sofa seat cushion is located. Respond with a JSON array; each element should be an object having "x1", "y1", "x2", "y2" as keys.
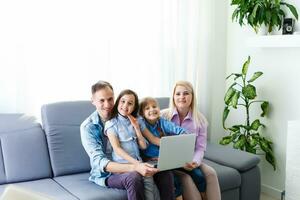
[
  {"x1": 54, "y1": 173, "x2": 127, "y2": 200},
  {"x1": 204, "y1": 159, "x2": 241, "y2": 191},
  {"x1": 0, "y1": 178, "x2": 77, "y2": 200}
]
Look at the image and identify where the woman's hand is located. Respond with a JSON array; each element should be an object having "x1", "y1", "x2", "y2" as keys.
[{"x1": 183, "y1": 162, "x2": 199, "y2": 171}]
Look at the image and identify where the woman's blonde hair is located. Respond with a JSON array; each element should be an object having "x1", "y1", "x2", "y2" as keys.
[{"x1": 167, "y1": 80, "x2": 207, "y2": 127}]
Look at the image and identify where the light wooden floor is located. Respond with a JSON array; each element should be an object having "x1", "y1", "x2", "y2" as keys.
[{"x1": 260, "y1": 192, "x2": 280, "y2": 200}]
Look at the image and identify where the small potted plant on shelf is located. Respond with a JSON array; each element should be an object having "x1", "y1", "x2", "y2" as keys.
[
  {"x1": 219, "y1": 56, "x2": 276, "y2": 170},
  {"x1": 231, "y1": 0, "x2": 298, "y2": 34}
]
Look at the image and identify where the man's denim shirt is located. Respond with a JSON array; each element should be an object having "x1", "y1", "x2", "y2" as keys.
[{"x1": 80, "y1": 110, "x2": 111, "y2": 187}]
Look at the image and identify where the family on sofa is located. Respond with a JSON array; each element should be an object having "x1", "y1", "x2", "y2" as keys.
[
  {"x1": 0, "y1": 80, "x2": 261, "y2": 200},
  {"x1": 80, "y1": 80, "x2": 220, "y2": 200}
]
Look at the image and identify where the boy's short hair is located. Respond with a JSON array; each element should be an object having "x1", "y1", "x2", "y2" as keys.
[
  {"x1": 139, "y1": 97, "x2": 159, "y2": 117},
  {"x1": 91, "y1": 81, "x2": 113, "y2": 94}
]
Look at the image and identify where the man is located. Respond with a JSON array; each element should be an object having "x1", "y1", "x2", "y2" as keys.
[{"x1": 80, "y1": 81, "x2": 172, "y2": 200}]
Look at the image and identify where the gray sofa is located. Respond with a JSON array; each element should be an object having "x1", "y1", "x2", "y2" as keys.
[{"x1": 0, "y1": 98, "x2": 260, "y2": 200}]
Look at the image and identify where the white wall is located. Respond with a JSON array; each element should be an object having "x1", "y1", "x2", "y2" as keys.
[
  {"x1": 200, "y1": 0, "x2": 228, "y2": 142},
  {"x1": 223, "y1": 0, "x2": 300, "y2": 198}
]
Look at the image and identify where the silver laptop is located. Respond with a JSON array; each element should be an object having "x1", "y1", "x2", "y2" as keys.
[{"x1": 150, "y1": 134, "x2": 196, "y2": 171}]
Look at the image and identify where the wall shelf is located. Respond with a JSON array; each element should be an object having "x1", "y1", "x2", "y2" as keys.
[{"x1": 246, "y1": 34, "x2": 300, "y2": 48}]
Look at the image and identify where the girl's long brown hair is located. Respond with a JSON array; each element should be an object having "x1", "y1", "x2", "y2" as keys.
[{"x1": 110, "y1": 89, "x2": 139, "y2": 119}]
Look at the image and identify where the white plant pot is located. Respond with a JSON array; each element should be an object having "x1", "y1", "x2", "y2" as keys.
[
  {"x1": 257, "y1": 25, "x2": 269, "y2": 35},
  {"x1": 257, "y1": 25, "x2": 281, "y2": 35}
]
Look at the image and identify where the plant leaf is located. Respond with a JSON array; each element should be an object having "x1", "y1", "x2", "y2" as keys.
[
  {"x1": 234, "y1": 74, "x2": 243, "y2": 81},
  {"x1": 228, "y1": 126, "x2": 239, "y2": 132},
  {"x1": 231, "y1": 0, "x2": 240, "y2": 6},
  {"x1": 231, "y1": 91, "x2": 240, "y2": 108},
  {"x1": 233, "y1": 135, "x2": 246, "y2": 150},
  {"x1": 224, "y1": 87, "x2": 236, "y2": 105},
  {"x1": 226, "y1": 73, "x2": 242, "y2": 80},
  {"x1": 259, "y1": 138, "x2": 272, "y2": 154},
  {"x1": 264, "y1": 137, "x2": 273, "y2": 150},
  {"x1": 219, "y1": 136, "x2": 233, "y2": 145},
  {"x1": 249, "y1": 136, "x2": 258, "y2": 147},
  {"x1": 232, "y1": 9, "x2": 239, "y2": 21},
  {"x1": 242, "y1": 56, "x2": 250, "y2": 75},
  {"x1": 231, "y1": 131, "x2": 240, "y2": 141},
  {"x1": 246, "y1": 145, "x2": 256, "y2": 154},
  {"x1": 248, "y1": 71, "x2": 263, "y2": 83},
  {"x1": 282, "y1": 3, "x2": 299, "y2": 20},
  {"x1": 228, "y1": 125, "x2": 244, "y2": 134},
  {"x1": 222, "y1": 107, "x2": 230, "y2": 129},
  {"x1": 261, "y1": 101, "x2": 269, "y2": 117},
  {"x1": 266, "y1": 10, "x2": 272, "y2": 23},
  {"x1": 251, "y1": 119, "x2": 261, "y2": 131},
  {"x1": 242, "y1": 84, "x2": 257, "y2": 100},
  {"x1": 266, "y1": 151, "x2": 276, "y2": 170},
  {"x1": 250, "y1": 4, "x2": 259, "y2": 24}
]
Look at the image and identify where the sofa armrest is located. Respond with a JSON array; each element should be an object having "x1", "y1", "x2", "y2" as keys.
[{"x1": 204, "y1": 142, "x2": 260, "y2": 172}]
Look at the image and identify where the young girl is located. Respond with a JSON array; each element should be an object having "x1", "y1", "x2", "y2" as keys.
[
  {"x1": 139, "y1": 97, "x2": 207, "y2": 200},
  {"x1": 104, "y1": 89, "x2": 174, "y2": 200}
]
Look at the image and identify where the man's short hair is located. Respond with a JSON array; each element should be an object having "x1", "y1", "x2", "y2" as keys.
[{"x1": 91, "y1": 81, "x2": 114, "y2": 94}]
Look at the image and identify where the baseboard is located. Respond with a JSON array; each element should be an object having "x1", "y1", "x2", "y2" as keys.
[{"x1": 261, "y1": 184, "x2": 283, "y2": 199}]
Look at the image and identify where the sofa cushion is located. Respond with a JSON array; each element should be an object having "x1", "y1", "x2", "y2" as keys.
[
  {"x1": 54, "y1": 173, "x2": 127, "y2": 200},
  {"x1": 0, "y1": 179, "x2": 77, "y2": 200},
  {"x1": 41, "y1": 101, "x2": 95, "y2": 176},
  {"x1": 0, "y1": 114, "x2": 52, "y2": 184},
  {"x1": 0, "y1": 114, "x2": 37, "y2": 132},
  {"x1": 204, "y1": 159, "x2": 241, "y2": 191},
  {"x1": 156, "y1": 97, "x2": 169, "y2": 109},
  {"x1": 205, "y1": 143, "x2": 260, "y2": 172}
]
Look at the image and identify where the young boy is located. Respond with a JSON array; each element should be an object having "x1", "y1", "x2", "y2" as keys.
[{"x1": 139, "y1": 97, "x2": 207, "y2": 200}]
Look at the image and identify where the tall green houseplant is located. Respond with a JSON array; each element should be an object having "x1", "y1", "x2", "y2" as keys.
[{"x1": 220, "y1": 56, "x2": 275, "y2": 170}]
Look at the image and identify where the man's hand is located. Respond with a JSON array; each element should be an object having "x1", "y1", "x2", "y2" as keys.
[
  {"x1": 134, "y1": 162, "x2": 159, "y2": 177},
  {"x1": 183, "y1": 162, "x2": 199, "y2": 171}
]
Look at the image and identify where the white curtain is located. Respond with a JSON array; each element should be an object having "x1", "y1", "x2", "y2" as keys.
[
  {"x1": 160, "y1": 0, "x2": 212, "y2": 116},
  {"x1": 0, "y1": 0, "x2": 212, "y2": 118}
]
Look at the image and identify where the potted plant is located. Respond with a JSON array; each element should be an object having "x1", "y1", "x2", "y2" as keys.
[
  {"x1": 231, "y1": 0, "x2": 298, "y2": 34},
  {"x1": 219, "y1": 56, "x2": 276, "y2": 170}
]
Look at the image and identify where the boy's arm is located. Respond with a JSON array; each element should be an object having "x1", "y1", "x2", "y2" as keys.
[
  {"x1": 142, "y1": 128, "x2": 160, "y2": 146},
  {"x1": 161, "y1": 117, "x2": 186, "y2": 135},
  {"x1": 107, "y1": 132, "x2": 140, "y2": 164}
]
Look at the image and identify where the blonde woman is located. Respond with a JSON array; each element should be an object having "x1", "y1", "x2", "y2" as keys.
[{"x1": 161, "y1": 80, "x2": 221, "y2": 200}]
